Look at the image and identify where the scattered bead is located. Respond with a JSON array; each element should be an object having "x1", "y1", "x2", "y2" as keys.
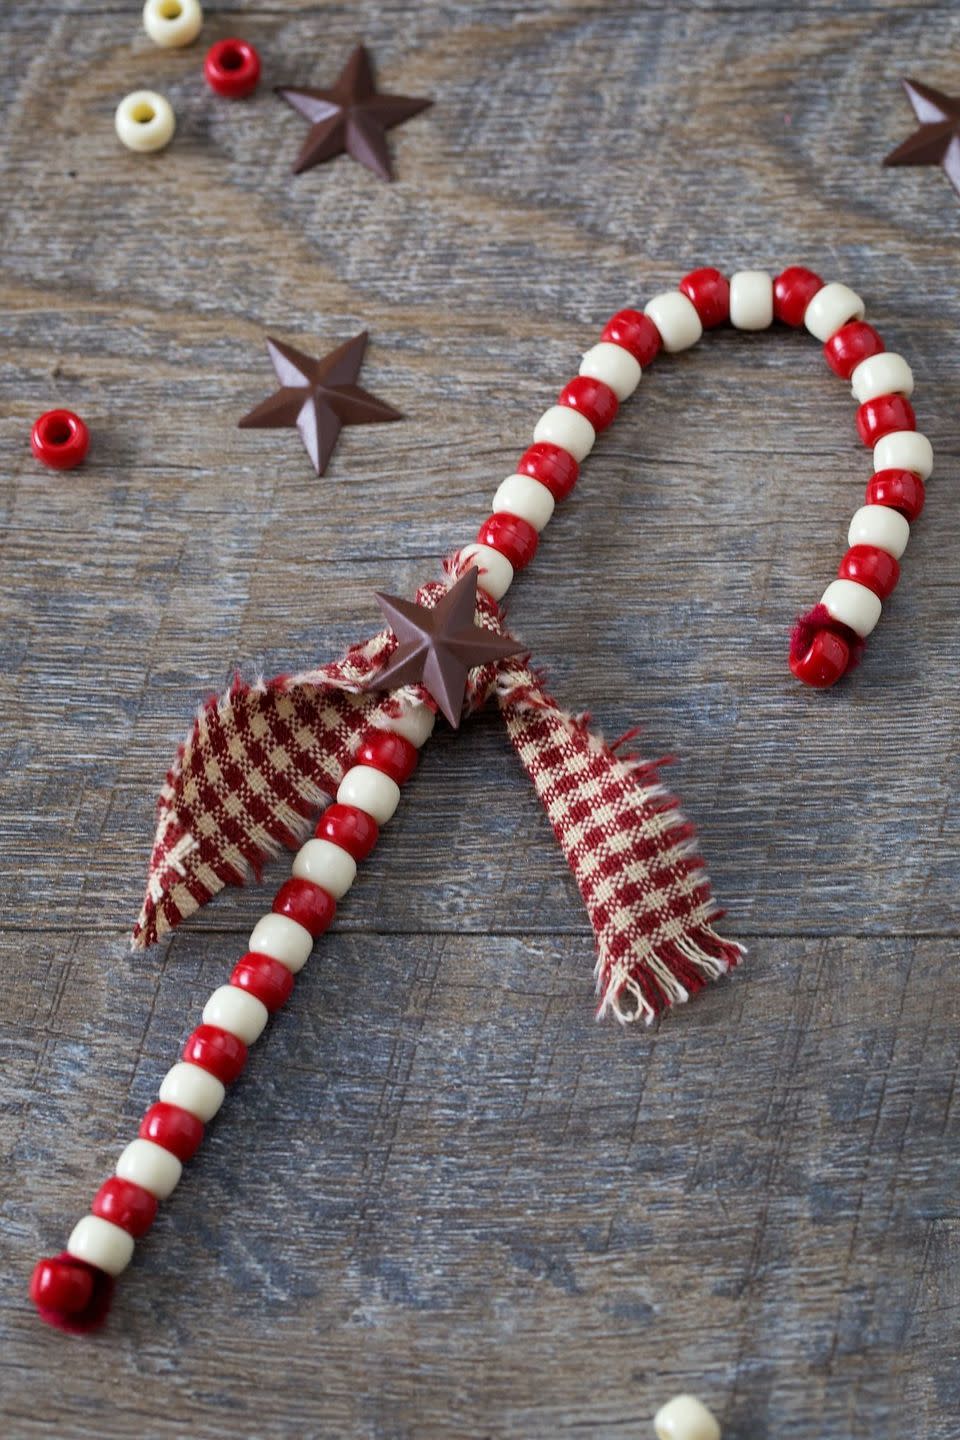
[
  {"x1": 493, "y1": 472, "x2": 555, "y2": 532},
  {"x1": 67, "y1": 1215, "x2": 135, "y2": 1277},
  {"x1": 336, "y1": 765, "x2": 402, "y2": 826},
  {"x1": 202, "y1": 984, "x2": 269, "y2": 1044},
  {"x1": 116, "y1": 1137, "x2": 183, "y2": 1200},
  {"x1": 678, "y1": 267, "x2": 730, "y2": 329},
  {"x1": 115, "y1": 91, "x2": 176, "y2": 153},
  {"x1": 729, "y1": 270, "x2": 773, "y2": 330},
  {"x1": 557, "y1": 375, "x2": 619, "y2": 431},
  {"x1": 292, "y1": 837, "x2": 357, "y2": 900},
  {"x1": 653, "y1": 1393, "x2": 721, "y2": 1440},
  {"x1": 601, "y1": 308, "x2": 662, "y2": 366},
  {"x1": 30, "y1": 409, "x2": 89, "y2": 470},
  {"x1": 315, "y1": 802, "x2": 379, "y2": 860},
  {"x1": 515, "y1": 442, "x2": 578, "y2": 499},
  {"x1": 579, "y1": 341, "x2": 642, "y2": 400},
  {"x1": 874, "y1": 429, "x2": 933, "y2": 480},
  {"x1": 204, "y1": 37, "x2": 260, "y2": 98},
  {"x1": 847, "y1": 503, "x2": 910, "y2": 559},
  {"x1": 865, "y1": 468, "x2": 925, "y2": 522},
  {"x1": 856, "y1": 393, "x2": 916, "y2": 447},
  {"x1": 838, "y1": 544, "x2": 900, "y2": 599},
  {"x1": 644, "y1": 290, "x2": 703, "y2": 352},
  {"x1": 824, "y1": 321, "x2": 885, "y2": 379},
  {"x1": 458, "y1": 542, "x2": 515, "y2": 601},
  {"x1": 271, "y1": 876, "x2": 336, "y2": 939},
  {"x1": 247, "y1": 911, "x2": 314, "y2": 972},
  {"x1": 773, "y1": 265, "x2": 823, "y2": 326},
  {"x1": 91, "y1": 1176, "x2": 158, "y2": 1236},
  {"x1": 158, "y1": 1061, "x2": 226, "y2": 1122},
  {"x1": 532, "y1": 404, "x2": 595, "y2": 462},
  {"x1": 820, "y1": 577, "x2": 882, "y2": 637},
  {"x1": 850, "y1": 351, "x2": 914, "y2": 402},
  {"x1": 139, "y1": 1102, "x2": 204, "y2": 1161},
  {"x1": 230, "y1": 952, "x2": 295, "y2": 1011},
  {"x1": 477, "y1": 512, "x2": 539, "y2": 570},
  {"x1": 142, "y1": 0, "x2": 202, "y2": 48},
  {"x1": 356, "y1": 728, "x2": 420, "y2": 783},
  {"x1": 804, "y1": 282, "x2": 865, "y2": 342}
]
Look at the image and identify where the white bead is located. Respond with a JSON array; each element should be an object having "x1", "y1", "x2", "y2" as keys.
[
  {"x1": 820, "y1": 579, "x2": 882, "y2": 638},
  {"x1": 643, "y1": 291, "x2": 703, "y2": 352},
  {"x1": 143, "y1": 0, "x2": 203, "y2": 47},
  {"x1": 729, "y1": 270, "x2": 773, "y2": 330},
  {"x1": 850, "y1": 352, "x2": 914, "y2": 403},
  {"x1": 248, "y1": 912, "x2": 314, "y2": 974},
  {"x1": 532, "y1": 405, "x2": 595, "y2": 462},
  {"x1": 337, "y1": 765, "x2": 401, "y2": 825},
  {"x1": 458, "y1": 543, "x2": 514, "y2": 602},
  {"x1": 159, "y1": 1061, "x2": 226, "y2": 1121},
  {"x1": 873, "y1": 429, "x2": 933, "y2": 480},
  {"x1": 380, "y1": 704, "x2": 435, "y2": 748},
  {"x1": 115, "y1": 91, "x2": 176, "y2": 153},
  {"x1": 804, "y1": 282, "x2": 865, "y2": 342},
  {"x1": 578, "y1": 341, "x2": 641, "y2": 400},
  {"x1": 203, "y1": 984, "x2": 269, "y2": 1043},
  {"x1": 492, "y1": 473, "x2": 555, "y2": 532},
  {"x1": 116, "y1": 1137, "x2": 182, "y2": 1200},
  {"x1": 654, "y1": 1394, "x2": 721, "y2": 1440},
  {"x1": 292, "y1": 838, "x2": 357, "y2": 900},
  {"x1": 67, "y1": 1215, "x2": 135, "y2": 1277},
  {"x1": 847, "y1": 504, "x2": 910, "y2": 559}
]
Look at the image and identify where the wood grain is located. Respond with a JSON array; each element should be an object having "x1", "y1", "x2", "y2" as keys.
[{"x1": 1, "y1": 2, "x2": 959, "y2": 1436}]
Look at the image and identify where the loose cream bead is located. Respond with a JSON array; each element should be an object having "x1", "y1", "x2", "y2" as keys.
[
  {"x1": 159, "y1": 1061, "x2": 226, "y2": 1122},
  {"x1": 821, "y1": 578, "x2": 882, "y2": 637},
  {"x1": 532, "y1": 405, "x2": 595, "y2": 462},
  {"x1": 381, "y1": 703, "x2": 435, "y2": 748},
  {"x1": 115, "y1": 91, "x2": 176, "y2": 153},
  {"x1": 143, "y1": 0, "x2": 203, "y2": 47},
  {"x1": 293, "y1": 838, "x2": 357, "y2": 900},
  {"x1": 804, "y1": 282, "x2": 865, "y2": 342},
  {"x1": 729, "y1": 270, "x2": 773, "y2": 330},
  {"x1": 492, "y1": 473, "x2": 555, "y2": 532},
  {"x1": 654, "y1": 1393, "x2": 721, "y2": 1440},
  {"x1": 337, "y1": 765, "x2": 401, "y2": 825},
  {"x1": 67, "y1": 1215, "x2": 135, "y2": 1277},
  {"x1": 644, "y1": 291, "x2": 703, "y2": 352},
  {"x1": 116, "y1": 1137, "x2": 182, "y2": 1200},
  {"x1": 850, "y1": 352, "x2": 914, "y2": 403},
  {"x1": 248, "y1": 912, "x2": 314, "y2": 973},
  {"x1": 203, "y1": 984, "x2": 269, "y2": 1043},
  {"x1": 847, "y1": 504, "x2": 910, "y2": 559},
  {"x1": 873, "y1": 429, "x2": 933, "y2": 480},
  {"x1": 458, "y1": 543, "x2": 514, "y2": 602},
  {"x1": 578, "y1": 341, "x2": 642, "y2": 400}
]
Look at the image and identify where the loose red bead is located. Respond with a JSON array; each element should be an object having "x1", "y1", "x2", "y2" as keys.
[
  {"x1": 679, "y1": 267, "x2": 730, "y2": 329},
  {"x1": 476, "y1": 512, "x2": 539, "y2": 570},
  {"x1": 856, "y1": 393, "x2": 916, "y2": 448},
  {"x1": 865, "y1": 468, "x2": 925, "y2": 523},
  {"x1": 204, "y1": 38, "x2": 261, "y2": 99},
  {"x1": 515, "y1": 442, "x2": 578, "y2": 500},
  {"x1": 315, "y1": 802, "x2": 379, "y2": 860},
  {"x1": 773, "y1": 266, "x2": 823, "y2": 327},
  {"x1": 601, "y1": 308, "x2": 661, "y2": 367},
  {"x1": 183, "y1": 1024, "x2": 248, "y2": 1085},
  {"x1": 30, "y1": 409, "x2": 89, "y2": 470},
  {"x1": 838, "y1": 544, "x2": 900, "y2": 600},
  {"x1": 823, "y1": 321, "x2": 885, "y2": 379},
  {"x1": 91, "y1": 1176, "x2": 159, "y2": 1237},
  {"x1": 356, "y1": 729, "x2": 419, "y2": 784},
  {"x1": 231, "y1": 952, "x2": 296, "y2": 1011},
  {"x1": 272, "y1": 876, "x2": 336, "y2": 937},
  {"x1": 139, "y1": 1101, "x2": 205, "y2": 1161},
  {"x1": 557, "y1": 375, "x2": 618, "y2": 431}
]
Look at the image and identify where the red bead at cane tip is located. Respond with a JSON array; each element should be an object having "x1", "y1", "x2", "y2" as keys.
[
  {"x1": 856, "y1": 393, "x2": 916, "y2": 447},
  {"x1": 477, "y1": 512, "x2": 539, "y2": 570},
  {"x1": 30, "y1": 409, "x2": 89, "y2": 470},
  {"x1": 773, "y1": 266, "x2": 823, "y2": 326},
  {"x1": 866, "y1": 468, "x2": 925, "y2": 523},
  {"x1": 30, "y1": 1253, "x2": 115, "y2": 1333},
  {"x1": 790, "y1": 626, "x2": 852, "y2": 688},
  {"x1": 315, "y1": 802, "x2": 379, "y2": 860},
  {"x1": 515, "y1": 442, "x2": 578, "y2": 500},
  {"x1": 601, "y1": 308, "x2": 661, "y2": 366},
  {"x1": 356, "y1": 729, "x2": 419, "y2": 784},
  {"x1": 838, "y1": 544, "x2": 901, "y2": 599},
  {"x1": 272, "y1": 876, "x2": 336, "y2": 937},
  {"x1": 231, "y1": 952, "x2": 296, "y2": 1011},
  {"x1": 557, "y1": 375, "x2": 618, "y2": 432},
  {"x1": 824, "y1": 320, "x2": 885, "y2": 378},
  {"x1": 183, "y1": 1024, "x2": 248, "y2": 1084},
  {"x1": 139, "y1": 1101, "x2": 205, "y2": 1161},
  {"x1": 204, "y1": 38, "x2": 261, "y2": 99},
  {"x1": 679, "y1": 267, "x2": 730, "y2": 328},
  {"x1": 92, "y1": 1175, "x2": 159, "y2": 1236}
]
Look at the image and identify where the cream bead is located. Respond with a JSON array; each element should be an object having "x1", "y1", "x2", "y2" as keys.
[
  {"x1": 578, "y1": 341, "x2": 642, "y2": 400},
  {"x1": 67, "y1": 1215, "x2": 135, "y2": 1277},
  {"x1": 804, "y1": 282, "x2": 865, "y2": 342},
  {"x1": 292, "y1": 838, "x2": 357, "y2": 900},
  {"x1": 820, "y1": 579, "x2": 882, "y2": 637},
  {"x1": 654, "y1": 1393, "x2": 721, "y2": 1440},
  {"x1": 248, "y1": 912, "x2": 314, "y2": 973},
  {"x1": 116, "y1": 1138, "x2": 182, "y2": 1200},
  {"x1": 492, "y1": 473, "x2": 555, "y2": 532},
  {"x1": 203, "y1": 984, "x2": 269, "y2": 1043},
  {"x1": 458, "y1": 543, "x2": 514, "y2": 602},
  {"x1": 873, "y1": 429, "x2": 933, "y2": 480},
  {"x1": 644, "y1": 291, "x2": 703, "y2": 352},
  {"x1": 143, "y1": 0, "x2": 203, "y2": 47},
  {"x1": 850, "y1": 352, "x2": 914, "y2": 403},
  {"x1": 337, "y1": 765, "x2": 401, "y2": 825},
  {"x1": 847, "y1": 504, "x2": 909, "y2": 559},
  {"x1": 159, "y1": 1061, "x2": 226, "y2": 1122},
  {"x1": 381, "y1": 703, "x2": 435, "y2": 748},
  {"x1": 532, "y1": 405, "x2": 595, "y2": 462},
  {"x1": 115, "y1": 91, "x2": 176, "y2": 154},
  {"x1": 729, "y1": 270, "x2": 773, "y2": 330}
]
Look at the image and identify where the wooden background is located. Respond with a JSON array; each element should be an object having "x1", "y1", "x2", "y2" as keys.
[{"x1": 1, "y1": 1, "x2": 958, "y2": 1436}]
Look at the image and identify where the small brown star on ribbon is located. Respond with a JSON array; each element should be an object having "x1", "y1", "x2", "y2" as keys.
[
  {"x1": 276, "y1": 44, "x2": 432, "y2": 182},
  {"x1": 884, "y1": 78, "x2": 960, "y2": 199},
  {"x1": 370, "y1": 569, "x2": 525, "y2": 728},
  {"x1": 238, "y1": 331, "x2": 401, "y2": 476}
]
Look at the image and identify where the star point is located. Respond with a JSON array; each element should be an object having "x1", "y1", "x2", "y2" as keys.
[{"x1": 884, "y1": 76, "x2": 960, "y2": 199}]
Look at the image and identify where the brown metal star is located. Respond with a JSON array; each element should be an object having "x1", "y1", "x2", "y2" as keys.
[
  {"x1": 884, "y1": 78, "x2": 960, "y2": 199},
  {"x1": 238, "y1": 331, "x2": 401, "y2": 476},
  {"x1": 276, "y1": 44, "x2": 432, "y2": 182},
  {"x1": 370, "y1": 570, "x2": 525, "y2": 728}
]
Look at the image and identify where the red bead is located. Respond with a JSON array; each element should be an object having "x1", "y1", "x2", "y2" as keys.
[
  {"x1": 315, "y1": 802, "x2": 379, "y2": 860},
  {"x1": 601, "y1": 308, "x2": 661, "y2": 367},
  {"x1": 139, "y1": 1101, "x2": 205, "y2": 1161},
  {"x1": 272, "y1": 876, "x2": 336, "y2": 938},
  {"x1": 356, "y1": 728, "x2": 419, "y2": 784},
  {"x1": 679, "y1": 267, "x2": 730, "y2": 329},
  {"x1": 231, "y1": 952, "x2": 296, "y2": 1011},
  {"x1": 204, "y1": 38, "x2": 261, "y2": 98},
  {"x1": 790, "y1": 628, "x2": 851, "y2": 688},
  {"x1": 865, "y1": 468, "x2": 925, "y2": 523},
  {"x1": 30, "y1": 409, "x2": 89, "y2": 470},
  {"x1": 823, "y1": 321, "x2": 885, "y2": 379},
  {"x1": 838, "y1": 544, "x2": 900, "y2": 600},
  {"x1": 515, "y1": 442, "x2": 579, "y2": 500},
  {"x1": 30, "y1": 1254, "x2": 95, "y2": 1315},
  {"x1": 773, "y1": 266, "x2": 823, "y2": 327},
  {"x1": 557, "y1": 375, "x2": 618, "y2": 431},
  {"x1": 856, "y1": 393, "x2": 916, "y2": 448},
  {"x1": 476, "y1": 512, "x2": 539, "y2": 570},
  {"x1": 91, "y1": 1176, "x2": 158, "y2": 1237},
  {"x1": 183, "y1": 1024, "x2": 248, "y2": 1085}
]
